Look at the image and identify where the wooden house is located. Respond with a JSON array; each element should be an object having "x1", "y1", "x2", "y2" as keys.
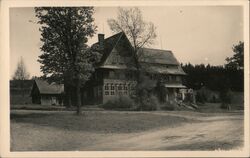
[
  {"x1": 82, "y1": 32, "x2": 186, "y2": 104},
  {"x1": 31, "y1": 80, "x2": 64, "y2": 105}
]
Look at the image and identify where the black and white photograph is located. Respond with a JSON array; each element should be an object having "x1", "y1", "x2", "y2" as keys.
[{"x1": 0, "y1": 0, "x2": 249, "y2": 157}]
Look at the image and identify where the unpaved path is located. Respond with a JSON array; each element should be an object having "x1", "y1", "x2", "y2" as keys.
[{"x1": 82, "y1": 112, "x2": 244, "y2": 150}]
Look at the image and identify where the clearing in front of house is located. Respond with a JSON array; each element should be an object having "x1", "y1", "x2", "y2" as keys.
[{"x1": 10, "y1": 109, "x2": 244, "y2": 151}]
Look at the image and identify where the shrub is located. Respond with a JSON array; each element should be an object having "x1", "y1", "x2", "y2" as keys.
[
  {"x1": 220, "y1": 103, "x2": 229, "y2": 109},
  {"x1": 220, "y1": 89, "x2": 232, "y2": 110},
  {"x1": 102, "y1": 96, "x2": 135, "y2": 110},
  {"x1": 161, "y1": 102, "x2": 176, "y2": 111},
  {"x1": 195, "y1": 92, "x2": 206, "y2": 103},
  {"x1": 138, "y1": 95, "x2": 158, "y2": 111}
]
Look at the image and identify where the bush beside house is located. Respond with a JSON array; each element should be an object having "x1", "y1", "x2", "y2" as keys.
[
  {"x1": 101, "y1": 96, "x2": 136, "y2": 111},
  {"x1": 101, "y1": 95, "x2": 159, "y2": 111}
]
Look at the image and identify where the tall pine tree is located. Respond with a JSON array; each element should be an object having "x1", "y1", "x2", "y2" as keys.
[{"x1": 35, "y1": 7, "x2": 99, "y2": 114}]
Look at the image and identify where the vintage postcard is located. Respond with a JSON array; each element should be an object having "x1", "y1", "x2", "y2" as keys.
[{"x1": 0, "y1": 0, "x2": 249, "y2": 157}]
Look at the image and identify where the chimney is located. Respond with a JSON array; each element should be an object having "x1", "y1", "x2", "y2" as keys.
[{"x1": 98, "y1": 34, "x2": 104, "y2": 50}]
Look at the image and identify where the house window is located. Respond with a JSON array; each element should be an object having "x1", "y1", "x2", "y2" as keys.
[
  {"x1": 109, "y1": 84, "x2": 115, "y2": 95},
  {"x1": 118, "y1": 84, "x2": 122, "y2": 90},
  {"x1": 111, "y1": 84, "x2": 115, "y2": 90},
  {"x1": 124, "y1": 84, "x2": 128, "y2": 90},
  {"x1": 164, "y1": 75, "x2": 169, "y2": 81},
  {"x1": 169, "y1": 76, "x2": 172, "y2": 81},
  {"x1": 172, "y1": 76, "x2": 176, "y2": 81},
  {"x1": 176, "y1": 76, "x2": 181, "y2": 82},
  {"x1": 105, "y1": 83, "x2": 109, "y2": 90},
  {"x1": 105, "y1": 91, "x2": 109, "y2": 95}
]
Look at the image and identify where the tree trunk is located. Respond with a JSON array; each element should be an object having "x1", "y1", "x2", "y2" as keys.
[
  {"x1": 65, "y1": 84, "x2": 72, "y2": 108},
  {"x1": 76, "y1": 78, "x2": 81, "y2": 115},
  {"x1": 133, "y1": 50, "x2": 144, "y2": 110},
  {"x1": 68, "y1": 91, "x2": 72, "y2": 107}
]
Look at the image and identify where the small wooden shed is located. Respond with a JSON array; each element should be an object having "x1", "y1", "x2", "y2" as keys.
[{"x1": 31, "y1": 79, "x2": 64, "y2": 105}]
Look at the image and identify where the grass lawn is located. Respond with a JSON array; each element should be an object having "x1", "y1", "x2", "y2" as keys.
[
  {"x1": 11, "y1": 110, "x2": 191, "y2": 133},
  {"x1": 10, "y1": 109, "x2": 244, "y2": 151}
]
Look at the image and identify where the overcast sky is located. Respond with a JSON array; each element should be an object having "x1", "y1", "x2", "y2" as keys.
[{"x1": 10, "y1": 6, "x2": 243, "y2": 78}]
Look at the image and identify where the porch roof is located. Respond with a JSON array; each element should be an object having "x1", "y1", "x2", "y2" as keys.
[
  {"x1": 164, "y1": 84, "x2": 187, "y2": 88},
  {"x1": 98, "y1": 65, "x2": 137, "y2": 70}
]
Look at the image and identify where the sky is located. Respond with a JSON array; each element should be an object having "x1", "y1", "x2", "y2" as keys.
[{"x1": 10, "y1": 6, "x2": 243, "y2": 78}]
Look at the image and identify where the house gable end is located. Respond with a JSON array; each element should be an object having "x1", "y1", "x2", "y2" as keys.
[
  {"x1": 93, "y1": 32, "x2": 124, "y2": 66},
  {"x1": 30, "y1": 80, "x2": 40, "y2": 96},
  {"x1": 103, "y1": 33, "x2": 136, "y2": 69}
]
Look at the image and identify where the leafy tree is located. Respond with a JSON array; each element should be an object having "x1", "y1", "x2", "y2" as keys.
[
  {"x1": 225, "y1": 41, "x2": 244, "y2": 91},
  {"x1": 12, "y1": 56, "x2": 30, "y2": 97},
  {"x1": 225, "y1": 41, "x2": 244, "y2": 70},
  {"x1": 108, "y1": 7, "x2": 157, "y2": 108},
  {"x1": 35, "y1": 7, "x2": 99, "y2": 115},
  {"x1": 108, "y1": 7, "x2": 157, "y2": 53},
  {"x1": 31, "y1": 76, "x2": 40, "y2": 80}
]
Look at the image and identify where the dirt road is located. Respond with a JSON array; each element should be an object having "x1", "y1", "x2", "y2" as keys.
[
  {"x1": 11, "y1": 110, "x2": 244, "y2": 151},
  {"x1": 80, "y1": 112, "x2": 243, "y2": 150}
]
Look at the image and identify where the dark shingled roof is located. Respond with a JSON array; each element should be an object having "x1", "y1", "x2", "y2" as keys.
[
  {"x1": 34, "y1": 80, "x2": 64, "y2": 94},
  {"x1": 92, "y1": 32, "x2": 125, "y2": 65},
  {"x1": 92, "y1": 32, "x2": 185, "y2": 75},
  {"x1": 140, "y1": 63, "x2": 186, "y2": 75},
  {"x1": 138, "y1": 48, "x2": 179, "y2": 65}
]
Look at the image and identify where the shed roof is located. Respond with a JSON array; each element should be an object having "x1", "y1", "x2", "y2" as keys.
[{"x1": 34, "y1": 79, "x2": 64, "y2": 94}]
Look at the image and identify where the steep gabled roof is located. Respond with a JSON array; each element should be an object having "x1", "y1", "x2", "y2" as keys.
[
  {"x1": 92, "y1": 32, "x2": 126, "y2": 66},
  {"x1": 92, "y1": 32, "x2": 185, "y2": 75},
  {"x1": 34, "y1": 79, "x2": 64, "y2": 94},
  {"x1": 138, "y1": 48, "x2": 179, "y2": 65}
]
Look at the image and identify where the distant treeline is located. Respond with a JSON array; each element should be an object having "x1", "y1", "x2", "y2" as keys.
[{"x1": 181, "y1": 63, "x2": 244, "y2": 92}]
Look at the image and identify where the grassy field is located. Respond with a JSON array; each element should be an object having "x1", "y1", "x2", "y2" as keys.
[{"x1": 10, "y1": 109, "x2": 244, "y2": 151}]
